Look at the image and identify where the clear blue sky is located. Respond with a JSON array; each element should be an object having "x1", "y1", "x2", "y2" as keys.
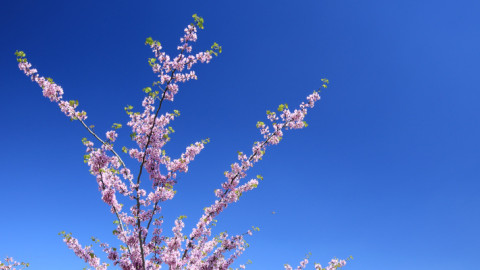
[{"x1": 1, "y1": 0, "x2": 479, "y2": 269}]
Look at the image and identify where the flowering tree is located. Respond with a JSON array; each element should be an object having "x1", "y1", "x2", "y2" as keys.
[{"x1": 7, "y1": 15, "x2": 347, "y2": 270}]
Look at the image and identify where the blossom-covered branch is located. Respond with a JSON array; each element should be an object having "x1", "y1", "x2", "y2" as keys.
[{"x1": 0, "y1": 257, "x2": 29, "y2": 270}]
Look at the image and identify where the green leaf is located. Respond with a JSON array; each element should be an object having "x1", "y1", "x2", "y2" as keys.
[
  {"x1": 122, "y1": 146, "x2": 128, "y2": 153},
  {"x1": 212, "y1": 42, "x2": 222, "y2": 53},
  {"x1": 208, "y1": 42, "x2": 222, "y2": 57},
  {"x1": 277, "y1": 104, "x2": 285, "y2": 112},
  {"x1": 321, "y1": 78, "x2": 329, "y2": 88},
  {"x1": 15, "y1": 50, "x2": 26, "y2": 58},
  {"x1": 143, "y1": 87, "x2": 152, "y2": 93},
  {"x1": 112, "y1": 123, "x2": 122, "y2": 129},
  {"x1": 15, "y1": 50, "x2": 24, "y2": 57},
  {"x1": 148, "y1": 58, "x2": 157, "y2": 67},
  {"x1": 145, "y1": 37, "x2": 154, "y2": 46},
  {"x1": 192, "y1": 14, "x2": 204, "y2": 29}
]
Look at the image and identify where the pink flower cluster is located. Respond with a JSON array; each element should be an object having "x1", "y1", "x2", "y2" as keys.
[
  {"x1": 16, "y1": 52, "x2": 87, "y2": 121},
  {"x1": 147, "y1": 23, "x2": 212, "y2": 101},
  {"x1": 15, "y1": 15, "x2": 347, "y2": 270},
  {"x1": 314, "y1": 259, "x2": 348, "y2": 270},
  {"x1": 285, "y1": 258, "x2": 347, "y2": 270},
  {"x1": 0, "y1": 257, "x2": 29, "y2": 270},
  {"x1": 60, "y1": 232, "x2": 109, "y2": 270}
]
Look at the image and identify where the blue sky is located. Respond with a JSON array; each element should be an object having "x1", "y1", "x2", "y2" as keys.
[{"x1": 1, "y1": 0, "x2": 479, "y2": 269}]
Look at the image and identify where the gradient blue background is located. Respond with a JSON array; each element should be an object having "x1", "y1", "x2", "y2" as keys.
[{"x1": 1, "y1": 0, "x2": 479, "y2": 269}]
